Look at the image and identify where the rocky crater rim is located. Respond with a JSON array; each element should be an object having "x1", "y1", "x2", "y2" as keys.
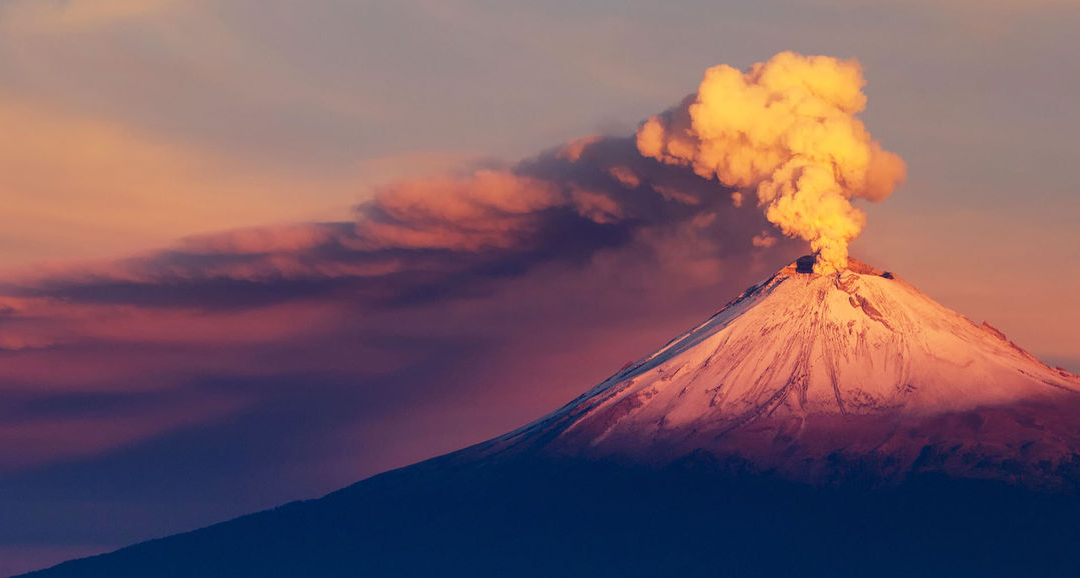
[{"x1": 783, "y1": 254, "x2": 894, "y2": 279}]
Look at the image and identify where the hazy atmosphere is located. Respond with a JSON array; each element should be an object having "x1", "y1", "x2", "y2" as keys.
[{"x1": 1, "y1": 0, "x2": 1078, "y2": 575}]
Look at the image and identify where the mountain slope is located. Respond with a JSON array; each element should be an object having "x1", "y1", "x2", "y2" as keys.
[
  {"x1": 26, "y1": 256, "x2": 1080, "y2": 576},
  {"x1": 25, "y1": 453, "x2": 1080, "y2": 577}
]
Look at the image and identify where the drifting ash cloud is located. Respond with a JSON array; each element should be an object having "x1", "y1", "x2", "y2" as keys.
[{"x1": 4, "y1": 136, "x2": 787, "y2": 313}]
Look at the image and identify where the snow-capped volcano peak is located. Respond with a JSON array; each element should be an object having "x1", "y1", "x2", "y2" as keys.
[{"x1": 480, "y1": 256, "x2": 1080, "y2": 485}]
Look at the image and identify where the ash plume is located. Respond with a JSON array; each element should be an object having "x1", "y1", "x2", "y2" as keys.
[{"x1": 636, "y1": 51, "x2": 907, "y2": 273}]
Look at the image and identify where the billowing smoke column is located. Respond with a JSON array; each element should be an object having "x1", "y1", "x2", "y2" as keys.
[{"x1": 636, "y1": 52, "x2": 906, "y2": 274}]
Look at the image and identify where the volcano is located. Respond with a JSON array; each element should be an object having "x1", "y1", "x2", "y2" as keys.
[{"x1": 27, "y1": 257, "x2": 1080, "y2": 577}]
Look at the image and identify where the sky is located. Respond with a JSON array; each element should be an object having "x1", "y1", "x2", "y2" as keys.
[{"x1": 0, "y1": 0, "x2": 1078, "y2": 575}]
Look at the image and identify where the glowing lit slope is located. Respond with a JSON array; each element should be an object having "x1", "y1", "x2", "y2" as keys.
[{"x1": 479, "y1": 257, "x2": 1080, "y2": 485}]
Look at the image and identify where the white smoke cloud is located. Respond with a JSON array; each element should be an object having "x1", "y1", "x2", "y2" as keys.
[{"x1": 636, "y1": 51, "x2": 906, "y2": 273}]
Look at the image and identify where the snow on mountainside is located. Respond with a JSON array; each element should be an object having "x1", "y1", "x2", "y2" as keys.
[{"x1": 476, "y1": 256, "x2": 1080, "y2": 487}]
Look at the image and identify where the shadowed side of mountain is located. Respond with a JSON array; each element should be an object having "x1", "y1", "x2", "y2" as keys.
[{"x1": 24, "y1": 449, "x2": 1080, "y2": 577}]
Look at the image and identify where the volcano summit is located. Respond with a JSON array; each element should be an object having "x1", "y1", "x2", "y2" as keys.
[
  {"x1": 478, "y1": 256, "x2": 1080, "y2": 488},
  {"x1": 28, "y1": 257, "x2": 1080, "y2": 577}
]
